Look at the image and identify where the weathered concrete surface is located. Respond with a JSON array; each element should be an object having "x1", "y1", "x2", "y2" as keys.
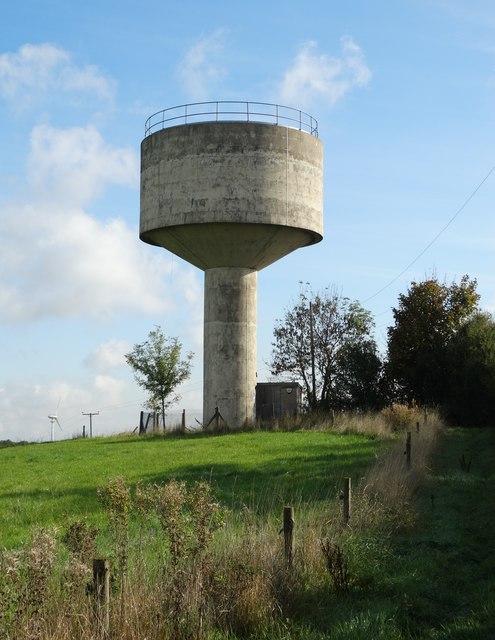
[
  {"x1": 139, "y1": 120, "x2": 324, "y2": 427},
  {"x1": 140, "y1": 122, "x2": 323, "y2": 270},
  {"x1": 203, "y1": 268, "x2": 257, "y2": 427}
]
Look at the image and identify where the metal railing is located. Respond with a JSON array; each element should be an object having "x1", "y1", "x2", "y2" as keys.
[{"x1": 144, "y1": 101, "x2": 318, "y2": 138}]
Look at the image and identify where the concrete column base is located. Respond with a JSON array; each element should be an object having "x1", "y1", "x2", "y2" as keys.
[{"x1": 203, "y1": 267, "x2": 257, "y2": 428}]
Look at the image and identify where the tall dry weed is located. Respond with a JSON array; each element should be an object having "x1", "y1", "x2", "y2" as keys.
[{"x1": 209, "y1": 524, "x2": 280, "y2": 637}]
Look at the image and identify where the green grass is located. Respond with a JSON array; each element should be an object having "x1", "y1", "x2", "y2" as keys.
[
  {"x1": 2, "y1": 424, "x2": 494, "y2": 639},
  {"x1": 384, "y1": 427, "x2": 495, "y2": 639},
  {"x1": 303, "y1": 426, "x2": 495, "y2": 640},
  {"x1": 0, "y1": 429, "x2": 386, "y2": 549}
]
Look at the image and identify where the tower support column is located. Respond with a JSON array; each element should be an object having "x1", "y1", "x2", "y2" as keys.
[{"x1": 203, "y1": 267, "x2": 257, "y2": 428}]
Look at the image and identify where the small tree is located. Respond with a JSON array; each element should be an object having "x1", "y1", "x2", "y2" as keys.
[
  {"x1": 125, "y1": 327, "x2": 193, "y2": 430},
  {"x1": 270, "y1": 287, "x2": 381, "y2": 412}
]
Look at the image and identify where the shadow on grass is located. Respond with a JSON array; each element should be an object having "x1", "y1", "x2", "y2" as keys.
[
  {"x1": 0, "y1": 436, "x2": 382, "y2": 547},
  {"x1": 380, "y1": 428, "x2": 495, "y2": 639},
  {"x1": 134, "y1": 441, "x2": 380, "y2": 511}
]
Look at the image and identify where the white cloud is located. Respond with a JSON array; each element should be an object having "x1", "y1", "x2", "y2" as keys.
[
  {"x1": 0, "y1": 43, "x2": 114, "y2": 110},
  {"x1": 0, "y1": 202, "x2": 183, "y2": 322},
  {"x1": 85, "y1": 340, "x2": 131, "y2": 372},
  {"x1": 28, "y1": 124, "x2": 137, "y2": 206},
  {"x1": 0, "y1": 123, "x2": 202, "y2": 323},
  {"x1": 277, "y1": 37, "x2": 372, "y2": 109},
  {"x1": 176, "y1": 29, "x2": 227, "y2": 100},
  {"x1": 94, "y1": 375, "x2": 126, "y2": 405}
]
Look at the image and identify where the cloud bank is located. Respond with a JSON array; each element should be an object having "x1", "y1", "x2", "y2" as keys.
[{"x1": 0, "y1": 45, "x2": 201, "y2": 325}]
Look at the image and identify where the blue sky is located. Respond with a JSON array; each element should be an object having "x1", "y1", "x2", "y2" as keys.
[{"x1": 1, "y1": 0, "x2": 494, "y2": 441}]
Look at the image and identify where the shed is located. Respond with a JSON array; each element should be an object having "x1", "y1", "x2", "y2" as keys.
[{"x1": 255, "y1": 382, "x2": 302, "y2": 421}]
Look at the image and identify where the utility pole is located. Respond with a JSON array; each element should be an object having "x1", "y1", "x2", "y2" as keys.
[
  {"x1": 309, "y1": 301, "x2": 317, "y2": 410},
  {"x1": 82, "y1": 411, "x2": 99, "y2": 438}
]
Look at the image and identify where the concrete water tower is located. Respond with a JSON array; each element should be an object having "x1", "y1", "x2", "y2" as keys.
[{"x1": 140, "y1": 102, "x2": 323, "y2": 428}]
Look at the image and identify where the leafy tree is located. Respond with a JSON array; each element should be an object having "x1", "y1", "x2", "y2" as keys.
[
  {"x1": 125, "y1": 327, "x2": 193, "y2": 428},
  {"x1": 270, "y1": 287, "x2": 381, "y2": 412},
  {"x1": 446, "y1": 312, "x2": 495, "y2": 426},
  {"x1": 386, "y1": 275, "x2": 479, "y2": 406},
  {"x1": 333, "y1": 340, "x2": 385, "y2": 411}
]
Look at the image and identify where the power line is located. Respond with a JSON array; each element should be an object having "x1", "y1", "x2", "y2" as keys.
[{"x1": 363, "y1": 164, "x2": 495, "y2": 304}]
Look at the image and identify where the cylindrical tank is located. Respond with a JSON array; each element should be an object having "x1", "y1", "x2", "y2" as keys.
[{"x1": 140, "y1": 103, "x2": 323, "y2": 427}]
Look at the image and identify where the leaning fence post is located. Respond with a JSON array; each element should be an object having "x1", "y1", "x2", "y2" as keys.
[
  {"x1": 283, "y1": 506, "x2": 295, "y2": 566},
  {"x1": 93, "y1": 559, "x2": 110, "y2": 638},
  {"x1": 405, "y1": 431, "x2": 412, "y2": 470},
  {"x1": 342, "y1": 477, "x2": 351, "y2": 525}
]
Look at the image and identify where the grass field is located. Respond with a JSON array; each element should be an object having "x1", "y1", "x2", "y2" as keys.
[
  {"x1": 0, "y1": 429, "x2": 386, "y2": 549},
  {"x1": 1, "y1": 421, "x2": 494, "y2": 639}
]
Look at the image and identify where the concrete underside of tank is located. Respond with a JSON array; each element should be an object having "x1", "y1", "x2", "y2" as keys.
[{"x1": 140, "y1": 222, "x2": 320, "y2": 271}]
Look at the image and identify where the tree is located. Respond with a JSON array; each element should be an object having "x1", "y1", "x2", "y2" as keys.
[
  {"x1": 333, "y1": 340, "x2": 385, "y2": 411},
  {"x1": 270, "y1": 287, "x2": 381, "y2": 412},
  {"x1": 386, "y1": 275, "x2": 479, "y2": 406},
  {"x1": 446, "y1": 312, "x2": 495, "y2": 426},
  {"x1": 125, "y1": 327, "x2": 193, "y2": 429}
]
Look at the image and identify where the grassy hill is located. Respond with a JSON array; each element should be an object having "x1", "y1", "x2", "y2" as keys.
[
  {"x1": 1, "y1": 422, "x2": 494, "y2": 639},
  {"x1": 0, "y1": 429, "x2": 385, "y2": 549}
]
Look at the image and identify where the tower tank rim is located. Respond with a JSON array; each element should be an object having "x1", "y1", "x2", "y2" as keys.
[{"x1": 143, "y1": 100, "x2": 319, "y2": 139}]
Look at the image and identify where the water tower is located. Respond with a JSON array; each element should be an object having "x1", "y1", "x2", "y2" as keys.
[{"x1": 140, "y1": 102, "x2": 323, "y2": 428}]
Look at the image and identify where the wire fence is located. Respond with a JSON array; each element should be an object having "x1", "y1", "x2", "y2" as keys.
[{"x1": 139, "y1": 410, "x2": 203, "y2": 433}]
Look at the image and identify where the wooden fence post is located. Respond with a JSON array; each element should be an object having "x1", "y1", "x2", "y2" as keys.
[
  {"x1": 342, "y1": 477, "x2": 351, "y2": 525},
  {"x1": 405, "y1": 431, "x2": 412, "y2": 470},
  {"x1": 181, "y1": 409, "x2": 186, "y2": 433},
  {"x1": 93, "y1": 559, "x2": 110, "y2": 638},
  {"x1": 283, "y1": 506, "x2": 295, "y2": 566}
]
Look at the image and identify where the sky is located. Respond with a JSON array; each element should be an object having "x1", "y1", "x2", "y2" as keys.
[{"x1": 1, "y1": 0, "x2": 494, "y2": 442}]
